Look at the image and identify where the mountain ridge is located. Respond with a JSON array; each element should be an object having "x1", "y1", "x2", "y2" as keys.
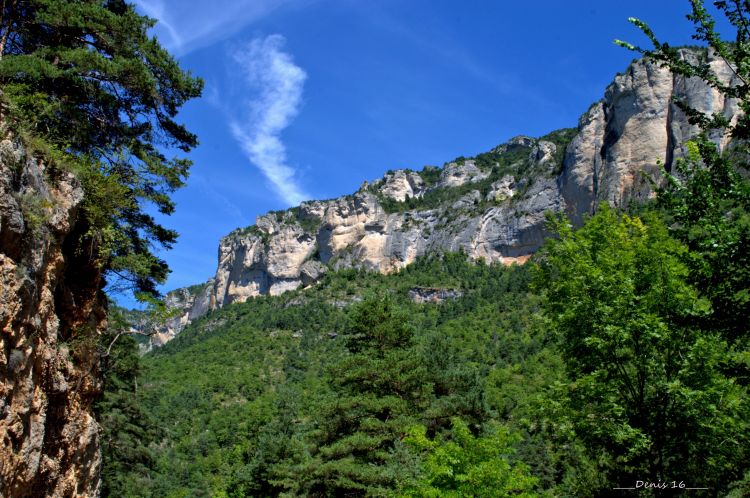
[{"x1": 146, "y1": 48, "x2": 739, "y2": 348}]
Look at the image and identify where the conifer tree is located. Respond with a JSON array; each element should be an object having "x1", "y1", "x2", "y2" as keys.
[{"x1": 0, "y1": 0, "x2": 202, "y2": 296}]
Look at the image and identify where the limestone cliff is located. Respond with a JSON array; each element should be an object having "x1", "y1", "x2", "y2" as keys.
[
  {"x1": 155, "y1": 50, "x2": 737, "y2": 346},
  {"x1": 141, "y1": 280, "x2": 214, "y2": 351},
  {"x1": 209, "y1": 135, "x2": 564, "y2": 310},
  {"x1": 0, "y1": 122, "x2": 105, "y2": 496},
  {"x1": 560, "y1": 48, "x2": 739, "y2": 224}
]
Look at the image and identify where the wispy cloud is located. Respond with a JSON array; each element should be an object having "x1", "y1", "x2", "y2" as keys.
[
  {"x1": 133, "y1": 0, "x2": 312, "y2": 55},
  {"x1": 229, "y1": 35, "x2": 309, "y2": 206},
  {"x1": 192, "y1": 174, "x2": 246, "y2": 223},
  {"x1": 134, "y1": 0, "x2": 183, "y2": 48}
]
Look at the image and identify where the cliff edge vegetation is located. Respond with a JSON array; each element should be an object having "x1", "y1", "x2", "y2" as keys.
[{"x1": 0, "y1": 1, "x2": 200, "y2": 496}]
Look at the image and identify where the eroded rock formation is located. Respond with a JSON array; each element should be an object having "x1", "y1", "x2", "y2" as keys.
[
  {"x1": 0, "y1": 122, "x2": 105, "y2": 497},
  {"x1": 156, "y1": 50, "x2": 738, "y2": 346}
]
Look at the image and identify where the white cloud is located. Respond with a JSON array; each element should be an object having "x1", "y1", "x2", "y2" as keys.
[
  {"x1": 229, "y1": 35, "x2": 309, "y2": 206},
  {"x1": 133, "y1": 0, "x2": 311, "y2": 55},
  {"x1": 133, "y1": 0, "x2": 183, "y2": 49}
]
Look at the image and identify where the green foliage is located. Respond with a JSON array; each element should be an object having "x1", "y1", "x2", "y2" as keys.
[
  {"x1": 616, "y1": 11, "x2": 750, "y2": 491},
  {"x1": 416, "y1": 165, "x2": 441, "y2": 186},
  {"x1": 618, "y1": 2, "x2": 750, "y2": 346},
  {"x1": 96, "y1": 307, "x2": 158, "y2": 498},
  {"x1": 103, "y1": 210, "x2": 750, "y2": 496},
  {"x1": 538, "y1": 127, "x2": 578, "y2": 175},
  {"x1": 113, "y1": 256, "x2": 555, "y2": 497},
  {"x1": 402, "y1": 419, "x2": 538, "y2": 498},
  {"x1": 655, "y1": 136, "x2": 750, "y2": 345},
  {"x1": 535, "y1": 206, "x2": 749, "y2": 493},
  {"x1": 0, "y1": 0, "x2": 202, "y2": 296},
  {"x1": 281, "y1": 294, "x2": 429, "y2": 496},
  {"x1": 286, "y1": 206, "x2": 323, "y2": 234},
  {"x1": 17, "y1": 190, "x2": 52, "y2": 234}
]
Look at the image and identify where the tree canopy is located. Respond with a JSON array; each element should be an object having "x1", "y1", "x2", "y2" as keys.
[
  {"x1": 535, "y1": 206, "x2": 749, "y2": 491},
  {"x1": 0, "y1": 0, "x2": 202, "y2": 296}
]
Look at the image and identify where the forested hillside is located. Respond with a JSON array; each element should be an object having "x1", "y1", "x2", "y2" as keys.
[
  {"x1": 94, "y1": 2, "x2": 750, "y2": 497},
  {"x1": 1, "y1": 0, "x2": 745, "y2": 496},
  {"x1": 105, "y1": 255, "x2": 561, "y2": 496},
  {"x1": 102, "y1": 218, "x2": 750, "y2": 496}
]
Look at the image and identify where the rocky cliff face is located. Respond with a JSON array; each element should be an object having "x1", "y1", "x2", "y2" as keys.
[
  {"x1": 155, "y1": 50, "x2": 738, "y2": 347},
  {"x1": 560, "y1": 48, "x2": 738, "y2": 224},
  {"x1": 0, "y1": 122, "x2": 105, "y2": 496},
  {"x1": 143, "y1": 280, "x2": 214, "y2": 350}
]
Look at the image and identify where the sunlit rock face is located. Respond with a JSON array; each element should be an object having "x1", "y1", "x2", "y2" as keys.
[
  {"x1": 1, "y1": 123, "x2": 105, "y2": 497},
  {"x1": 560, "y1": 48, "x2": 738, "y2": 224},
  {"x1": 158, "y1": 50, "x2": 737, "y2": 346},
  {"x1": 209, "y1": 164, "x2": 559, "y2": 310},
  {"x1": 142, "y1": 280, "x2": 215, "y2": 350}
]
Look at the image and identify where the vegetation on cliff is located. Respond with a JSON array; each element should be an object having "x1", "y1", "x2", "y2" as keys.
[
  {"x1": 372, "y1": 128, "x2": 577, "y2": 215},
  {"x1": 0, "y1": 1, "x2": 200, "y2": 495},
  {"x1": 0, "y1": 0, "x2": 202, "y2": 297}
]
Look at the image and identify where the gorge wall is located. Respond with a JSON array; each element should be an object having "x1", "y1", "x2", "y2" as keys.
[
  {"x1": 153, "y1": 49, "x2": 739, "y2": 346},
  {"x1": 0, "y1": 121, "x2": 105, "y2": 497}
]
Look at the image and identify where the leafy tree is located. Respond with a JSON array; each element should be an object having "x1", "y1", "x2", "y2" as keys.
[
  {"x1": 401, "y1": 418, "x2": 537, "y2": 498},
  {"x1": 534, "y1": 206, "x2": 749, "y2": 493},
  {"x1": 0, "y1": 0, "x2": 202, "y2": 296}
]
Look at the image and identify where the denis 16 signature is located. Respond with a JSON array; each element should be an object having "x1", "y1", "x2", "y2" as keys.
[{"x1": 613, "y1": 480, "x2": 708, "y2": 491}]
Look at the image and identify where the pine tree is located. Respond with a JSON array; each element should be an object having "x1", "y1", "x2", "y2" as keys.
[
  {"x1": 97, "y1": 308, "x2": 158, "y2": 497},
  {"x1": 281, "y1": 294, "x2": 430, "y2": 496},
  {"x1": 0, "y1": 0, "x2": 202, "y2": 296}
]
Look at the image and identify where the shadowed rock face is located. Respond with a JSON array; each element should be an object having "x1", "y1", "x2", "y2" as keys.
[
  {"x1": 157, "y1": 50, "x2": 738, "y2": 347},
  {"x1": 1, "y1": 122, "x2": 105, "y2": 497}
]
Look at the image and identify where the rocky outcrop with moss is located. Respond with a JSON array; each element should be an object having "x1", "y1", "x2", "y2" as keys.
[{"x1": 0, "y1": 121, "x2": 105, "y2": 497}]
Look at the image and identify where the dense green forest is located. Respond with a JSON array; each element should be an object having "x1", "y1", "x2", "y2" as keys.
[
  {"x1": 94, "y1": 2, "x2": 750, "y2": 497},
  {"x1": 105, "y1": 255, "x2": 557, "y2": 496},
  {"x1": 99, "y1": 201, "x2": 750, "y2": 496},
  {"x1": 11, "y1": 0, "x2": 742, "y2": 496}
]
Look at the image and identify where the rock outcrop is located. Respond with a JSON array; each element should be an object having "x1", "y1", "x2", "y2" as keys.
[
  {"x1": 146, "y1": 280, "x2": 214, "y2": 349},
  {"x1": 154, "y1": 49, "x2": 738, "y2": 347},
  {"x1": 408, "y1": 287, "x2": 463, "y2": 304},
  {"x1": 560, "y1": 48, "x2": 739, "y2": 224},
  {"x1": 1, "y1": 121, "x2": 105, "y2": 496}
]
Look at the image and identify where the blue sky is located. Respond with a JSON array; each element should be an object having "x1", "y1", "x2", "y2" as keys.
[{"x1": 122, "y1": 0, "x2": 710, "y2": 305}]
